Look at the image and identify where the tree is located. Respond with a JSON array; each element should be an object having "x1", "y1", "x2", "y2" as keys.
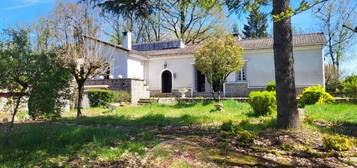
[
  {"x1": 104, "y1": 15, "x2": 124, "y2": 45},
  {"x1": 161, "y1": 0, "x2": 226, "y2": 44},
  {"x1": 195, "y1": 34, "x2": 244, "y2": 100},
  {"x1": 315, "y1": 0, "x2": 357, "y2": 77},
  {"x1": 82, "y1": 0, "x2": 155, "y2": 32},
  {"x1": 225, "y1": 0, "x2": 329, "y2": 128},
  {"x1": 50, "y1": 2, "x2": 112, "y2": 117},
  {"x1": 0, "y1": 28, "x2": 33, "y2": 131},
  {"x1": 84, "y1": 0, "x2": 226, "y2": 44},
  {"x1": 324, "y1": 64, "x2": 340, "y2": 92},
  {"x1": 242, "y1": 7, "x2": 268, "y2": 38}
]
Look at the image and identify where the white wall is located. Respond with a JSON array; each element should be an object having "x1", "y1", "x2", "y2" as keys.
[
  {"x1": 127, "y1": 57, "x2": 145, "y2": 79},
  {"x1": 146, "y1": 47, "x2": 324, "y2": 91},
  {"x1": 231, "y1": 47, "x2": 324, "y2": 88},
  {"x1": 85, "y1": 39, "x2": 129, "y2": 79},
  {"x1": 147, "y1": 57, "x2": 195, "y2": 91}
]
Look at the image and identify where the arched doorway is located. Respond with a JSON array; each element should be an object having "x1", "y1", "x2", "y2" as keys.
[{"x1": 161, "y1": 70, "x2": 172, "y2": 93}]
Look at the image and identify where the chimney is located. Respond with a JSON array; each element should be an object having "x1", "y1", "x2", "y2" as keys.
[
  {"x1": 179, "y1": 39, "x2": 186, "y2": 48},
  {"x1": 123, "y1": 31, "x2": 132, "y2": 50}
]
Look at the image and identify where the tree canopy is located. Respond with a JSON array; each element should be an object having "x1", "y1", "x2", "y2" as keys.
[{"x1": 195, "y1": 34, "x2": 244, "y2": 99}]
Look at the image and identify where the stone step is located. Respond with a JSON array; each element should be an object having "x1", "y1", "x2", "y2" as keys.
[{"x1": 137, "y1": 98, "x2": 159, "y2": 105}]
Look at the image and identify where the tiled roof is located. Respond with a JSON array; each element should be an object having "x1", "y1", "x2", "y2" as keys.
[{"x1": 131, "y1": 33, "x2": 326, "y2": 57}]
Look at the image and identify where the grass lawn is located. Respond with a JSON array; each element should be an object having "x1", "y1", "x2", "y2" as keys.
[
  {"x1": 60, "y1": 100, "x2": 270, "y2": 127},
  {"x1": 1, "y1": 102, "x2": 357, "y2": 167},
  {"x1": 305, "y1": 103, "x2": 357, "y2": 124},
  {"x1": 0, "y1": 124, "x2": 157, "y2": 167}
]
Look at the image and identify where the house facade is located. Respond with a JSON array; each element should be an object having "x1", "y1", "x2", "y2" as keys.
[{"x1": 86, "y1": 32, "x2": 326, "y2": 98}]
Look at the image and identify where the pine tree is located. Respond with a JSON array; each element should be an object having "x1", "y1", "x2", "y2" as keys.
[{"x1": 243, "y1": 8, "x2": 268, "y2": 39}]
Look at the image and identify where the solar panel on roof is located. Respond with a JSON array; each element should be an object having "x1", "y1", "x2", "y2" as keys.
[{"x1": 132, "y1": 40, "x2": 182, "y2": 51}]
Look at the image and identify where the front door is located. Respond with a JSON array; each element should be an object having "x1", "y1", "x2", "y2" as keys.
[
  {"x1": 196, "y1": 69, "x2": 205, "y2": 92},
  {"x1": 161, "y1": 70, "x2": 172, "y2": 93}
]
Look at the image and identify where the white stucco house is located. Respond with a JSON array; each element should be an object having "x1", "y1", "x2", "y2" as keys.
[{"x1": 85, "y1": 32, "x2": 326, "y2": 98}]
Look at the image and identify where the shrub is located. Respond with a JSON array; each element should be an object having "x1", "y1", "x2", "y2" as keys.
[
  {"x1": 28, "y1": 54, "x2": 71, "y2": 120},
  {"x1": 113, "y1": 91, "x2": 131, "y2": 103},
  {"x1": 87, "y1": 90, "x2": 115, "y2": 107},
  {"x1": 236, "y1": 129, "x2": 256, "y2": 146},
  {"x1": 298, "y1": 85, "x2": 335, "y2": 107},
  {"x1": 265, "y1": 81, "x2": 276, "y2": 91},
  {"x1": 220, "y1": 121, "x2": 256, "y2": 146},
  {"x1": 342, "y1": 75, "x2": 357, "y2": 99},
  {"x1": 221, "y1": 120, "x2": 236, "y2": 133},
  {"x1": 323, "y1": 135, "x2": 353, "y2": 151},
  {"x1": 248, "y1": 91, "x2": 276, "y2": 116}
]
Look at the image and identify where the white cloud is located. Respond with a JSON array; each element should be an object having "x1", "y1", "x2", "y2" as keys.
[{"x1": 4, "y1": 0, "x2": 52, "y2": 10}]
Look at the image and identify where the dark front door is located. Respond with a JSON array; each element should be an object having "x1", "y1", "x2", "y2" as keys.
[
  {"x1": 161, "y1": 70, "x2": 172, "y2": 93},
  {"x1": 196, "y1": 69, "x2": 205, "y2": 92}
]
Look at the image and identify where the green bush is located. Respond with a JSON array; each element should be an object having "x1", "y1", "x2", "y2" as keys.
[
  {"x1": 221, "y1": 120, "x2": 236, "y2": 133},
  {"x1": 87, "y1": 90, "x2": 115, "y2": 107},
  {"x1": 220, "y1": 121, "x2": 256, "y2": 146},
  {"x1": 342, "y1": 75, "x2": 357, "y2": 99},
  {"x1": 265, "y1": 81, "x2": 276, "y2": 91},
  {"x1": 323, "y1": 135, "x2": 353, "y2": 151},
  {"x1": 113, "y1": 91, "x2": 131, "y2": 103},
  {"x1": 298, "y1": 85, "x2": 335, "y2": 107},
  {"x1": 236, "y1": 129, "x2": 256, "y2": 146},
  {"x1": 248, "y1": 91, "x2": 276, "y2": 116},
  {"x1": 28, "y1": 53, "x2": 71, "y2": 120}
]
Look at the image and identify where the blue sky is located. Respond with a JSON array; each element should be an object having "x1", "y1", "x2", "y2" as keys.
[{"x1": 0, "y1": 0, "x2": 356, "y2": 75}]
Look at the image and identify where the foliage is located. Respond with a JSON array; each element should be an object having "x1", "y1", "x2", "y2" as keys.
[
  {"x1": 323, "y1": 135, "x2": 353, "y2": 151},
  {"x1": 0, "y1": 28, "x2": 38, "y2": 130},
  {"x1": 315, "y1": 0, "x2": 357, "y2": 74},
  {"x1": 324, "y1": 64, "x2": 341, "y2": 93},
  {"x1": 342, "y1": 75, "x2": 357, "y2": 99},
  {"x1": 220, "y1": 121, "x2": 256, "y2": 146},
  {"x1": 243, "y1": 7, "x2": 268, "y2": 38},
  {"x1": 248, "y1": 91, "x2": 276, "y2": 116},
  {"x1": 265, "y1": 81, "x2": 276, "y2": 91},
  {"x1": 195, "y1": 34, "x2": 244, "y2": 99},
  {"x1": 84, "y1": 0, "x2": 226, "y2": 44},
  {"x1": 113, "y1": 90, "x2": 131, "y2": 103},
  {"x1": 87, "y1": 90, "x2": 115, "y2": 107},
  {"x1": 47, "y1": 2, "x2": 111, "y2": 117},
  {"x1": 298, "y1": 85, "x2": 335, "y2": 107},
  {"x1": 221, "y1": 120, "x2": 236, "y2": 133},
  {"x1": 28, "y1": 53, "x2": 71, "y2": 120}
]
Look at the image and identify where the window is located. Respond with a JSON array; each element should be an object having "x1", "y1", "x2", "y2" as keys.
[{"x1": 236, "y1": 63, "x2": 247, "y2": 82}]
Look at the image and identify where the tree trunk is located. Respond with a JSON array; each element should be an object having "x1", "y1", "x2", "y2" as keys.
[
  {"x1": 8, "y1": 95, "x2": 22, "y2": 132},
  {"x1": 76, "y1": 83, "x2": 84, "y2": 117},
  {"x1": 272, "y1": 0, "x2": 299, "y2": 129}
]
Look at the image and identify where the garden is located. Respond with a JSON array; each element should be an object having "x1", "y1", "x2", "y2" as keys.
[{"x1": 1, "y1": 81, "x2": 357, "y2": 167}]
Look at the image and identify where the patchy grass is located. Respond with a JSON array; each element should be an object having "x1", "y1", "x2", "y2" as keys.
[
  {"x1": 59, "y1": 101, "x2": 269, "y2": 127},
  {"x1": 305, "y1": 103, "x2": 357, "y2": 124},
  {"x1": 0, "y1": 124, "x2": 157, "y2": 168},
  {"x1": 2, "y1": 102, "x2": 357, "y2": 167}
]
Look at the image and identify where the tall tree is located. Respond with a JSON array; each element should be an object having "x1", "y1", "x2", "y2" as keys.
[
  {"x1": 243, "y1": 7, "x2": 268, "y2": 38},
  {"x1": 161, "y1": 0, "x2": 226, "y2": 44},
  {"x1": 0, "y1": 28, "x2": 33, "y2": 131},
  {"x1": 271, "y1": 0, "x2": 299, "y2": 128},
  {"x1": 315, "y1": 0, "x2": 357, "y2": 76},
  {"x1": 82, "y1": 0, "x2": 155, "y2": 32},
  {"x1": 50, "y1": 2, "x2": 112, "y2": 117},
  {"x1": 225, "y1": 0, "x2": 329, "y2": 128}
]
